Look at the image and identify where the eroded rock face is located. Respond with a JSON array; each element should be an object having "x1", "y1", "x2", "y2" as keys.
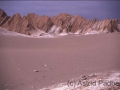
[
  {"x1": 86, "y1": 18, "x2": 120, "y2": 34},
  {"x1": 1, "y1": 13, "x2": 28, "y2": 34},
  {"x1": 0, "y1": 12, "x2": 53, "y2": 35},
  {"x1": 0, "y1": 9, "x2": 10, "y2": 26},
  {"x1": 25, "y1": 14, "x2": 53, "y2": 32},
  {"x1": 51, "y1": 13, "x2": 73, "y2": 33},
  {"x1": 37, "y1": 15, "x2": 53, "y2": 32},
  {"x1": 0, "y1": 9, "x2": 120, "y2": 36},
  {"x1": 67, "y1": 15, "x2": 93, "y2": 33}
]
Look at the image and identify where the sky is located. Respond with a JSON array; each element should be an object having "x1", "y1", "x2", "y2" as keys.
[{"x1": 0, "y1": 1, "x2": 120, "y2": 21}]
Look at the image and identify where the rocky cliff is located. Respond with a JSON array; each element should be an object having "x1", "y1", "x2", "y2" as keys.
[{"x1": 0, "y1": 9, "x2": 119, "y2": 36}]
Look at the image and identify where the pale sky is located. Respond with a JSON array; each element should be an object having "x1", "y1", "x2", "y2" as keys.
[{"x1": 0, "y1": 1, "x2": 120, "y2": 20}]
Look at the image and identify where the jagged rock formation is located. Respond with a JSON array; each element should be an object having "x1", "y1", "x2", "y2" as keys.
[
  {"x1": 1, "y1": 13, "x2": 28, "y2": 34},
  {"x1": 0, "y1": 9, "x2": 10, "y2": 26},
  {"x1": 24, "y1": 14, "x2": 53, "y2": 33},
  {"x1": 0, "y1": 9, "x2": 120, "y2": 36},
  {"x1": 51, "y1": 13, "x2": 73, "y2": 34},
  {"x1": 0, "y1": 9, "x2": 53, "y2": 36}
]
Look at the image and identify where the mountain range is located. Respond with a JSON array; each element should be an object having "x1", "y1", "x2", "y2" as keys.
[{"x1": 0, "y1": 9, "x2": 120, "y2": 36}]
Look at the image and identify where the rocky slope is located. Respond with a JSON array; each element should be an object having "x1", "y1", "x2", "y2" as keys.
[{"x1": 0, "y1": 9, "x2": 120, "y2": 36}]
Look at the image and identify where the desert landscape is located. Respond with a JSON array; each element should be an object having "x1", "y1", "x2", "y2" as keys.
[{"x1": 0, "y1": 8, "x2": 120, "y2": 90}]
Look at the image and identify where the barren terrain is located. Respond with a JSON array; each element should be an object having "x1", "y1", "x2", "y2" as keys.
[{"x1": 0, "y1": 31, "x2": 120, "y2": 90}]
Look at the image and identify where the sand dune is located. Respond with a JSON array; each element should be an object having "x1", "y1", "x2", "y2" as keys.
[{"x1": 0, "y1": 31, "x2": 120, "y2": 90}]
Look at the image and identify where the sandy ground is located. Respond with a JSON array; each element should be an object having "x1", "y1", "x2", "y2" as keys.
[
  {"x1": 41, "y1": 71, "x2": 120, "y2": 90},
  {"x1": 0, "y1": 32, "x2": 120, "y2": 90}
]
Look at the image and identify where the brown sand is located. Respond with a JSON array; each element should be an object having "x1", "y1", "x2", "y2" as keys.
[{"x1": 0, "y1": 33, "x2": 120, "y2": 90}]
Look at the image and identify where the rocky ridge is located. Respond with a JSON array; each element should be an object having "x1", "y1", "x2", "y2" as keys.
[{"x1": 0, "y1": 9, "x2": 120, "y2": 36}]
